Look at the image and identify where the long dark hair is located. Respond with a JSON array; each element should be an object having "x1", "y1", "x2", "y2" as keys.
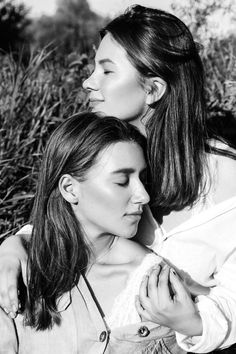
[
  {"x1": 101, "y1": 5, "x2": 208, "y2": 213},
  {"x1": 26, "y1": 112, "x2": 146, "y2": 330}
]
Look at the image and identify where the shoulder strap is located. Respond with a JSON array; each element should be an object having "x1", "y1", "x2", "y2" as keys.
[{"x1": 82, "y1": 274, "x2": 111, "y2": 334}]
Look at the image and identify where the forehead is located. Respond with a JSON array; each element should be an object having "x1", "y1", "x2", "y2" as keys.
[
  {"x1": 95, "y1": 33, "x2": 131, "y2": 66},
  {"x1": 88, "y1": 141, "x2": 146, "y2": 177}
]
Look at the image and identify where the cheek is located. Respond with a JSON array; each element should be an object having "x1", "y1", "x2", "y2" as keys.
[
  {"x1": 104, "y1": 79, "x2": 146, "y2": 119},
  {"x1": 81, "y1": 184, "x2": 125, "y2": 217},
  {"x1": 111, "y1": 77, "x2": 144, "y2": 99}
]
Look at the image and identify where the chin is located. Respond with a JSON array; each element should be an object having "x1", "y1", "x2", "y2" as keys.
[
  {"x1": 120, "y1": 228, "x2": 138, "y2": 239},
  {"x1": 92, "y1": 110, "x2": 106, "y2": 117}
]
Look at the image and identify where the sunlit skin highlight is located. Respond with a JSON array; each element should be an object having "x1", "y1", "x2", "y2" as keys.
[
  {"x1": 83, "y1": 34, "x2": 149, "y2": 135},
  {"x1": 70, "y1": 141, "x2": 150, "y2": 256}
]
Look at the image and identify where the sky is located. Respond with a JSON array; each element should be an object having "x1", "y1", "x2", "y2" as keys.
[{"x1": 17, "y1": 0, "x2": 172, "y2": 17}]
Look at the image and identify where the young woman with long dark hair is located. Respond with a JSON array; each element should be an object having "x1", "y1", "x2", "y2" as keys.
[
  {"x1": 1, "y1": 5, "x2": 236, "y2": 353},
  {"x1": 1, "y1": 112, "x2": 190, "y2": 353}
]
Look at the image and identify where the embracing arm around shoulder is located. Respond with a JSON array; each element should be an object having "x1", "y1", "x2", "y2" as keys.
[
  {"x1": 0, "y1": 306, "x2": 18, "y2": 353},
  {"x1": 0, "y1": 225, "x2": 32, "y2": 317}
]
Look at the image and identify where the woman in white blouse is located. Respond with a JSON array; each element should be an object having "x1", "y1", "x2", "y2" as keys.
[{"x1": 1, "y1": 5, "x2": 236, "y2": 353}]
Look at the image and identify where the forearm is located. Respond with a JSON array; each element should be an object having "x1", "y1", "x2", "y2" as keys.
[
  {"x1": 172, "y1": 311, "x2": 203, "y2": 337},
  {"x1": 176, "y1": 290, "x2": 236, "y2": 353},
  {"x1": 0, "y1": 233, "x2": 30, "y2": 259},
  {"x1": 0, "y1": 225, "x2": 32, "y2": 315},
  {"x1": 1, "y1": 224, "x2": 32, "y2": 256},
  {"x1": 0, "y1": 308, "x2": 18, "y2": 352}
]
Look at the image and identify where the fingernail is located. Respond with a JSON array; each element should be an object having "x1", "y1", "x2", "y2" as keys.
[
  {"x1": 3, "y1": 308, "x2": 9, "y2": 314},
  {"x1": 162, "y1": 264, "x2": 169, "y2": 271},
  {"x1": 9, "y1": 311, "x2": 16, "y2": 319},
  {"x1": 12, "y1": 304, "x2": 18, "y2": 313},
  {"x1": 153, "y1": 264, "x2": 160, "y2": 270}
]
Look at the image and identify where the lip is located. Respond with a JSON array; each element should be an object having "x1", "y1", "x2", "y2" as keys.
[
  {"x1": 125, "y1": 211, "x2": 143, "y2": 219},
  {"x1": 126, "y1": 211, "x2": 143, "y2": 215},
  {"x1": 89, "y1": 99, "x2": 104, "y2": 108}
]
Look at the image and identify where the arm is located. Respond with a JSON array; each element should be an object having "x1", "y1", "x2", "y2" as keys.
[
  {"x1": 0, "y1": 307, "x2": 18, "y2": 353},
  {"x1": 0, "y1": 225, "x2": 32, "y2": 317},
  {"x1": 175, "y1": 251, "x2": 236, "y2": 353},
  {"x1": 137, "y1": 252, "x2": 236, "y2": 352}
]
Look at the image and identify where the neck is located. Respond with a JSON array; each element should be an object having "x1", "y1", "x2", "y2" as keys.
[
  {"x1": 130, "y1": 118, "x2": 146, "y2": 136},
  {"x1": 89, "y1": 234, "x2": 116, "y2": 263},
  {"x1": 129, "y1": 107, "x2": 153, "y2": 137}
]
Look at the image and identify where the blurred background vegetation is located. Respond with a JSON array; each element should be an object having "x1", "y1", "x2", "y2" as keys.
[{"x1": 0, "y1": 0, "x2": 236, "y2": 238}]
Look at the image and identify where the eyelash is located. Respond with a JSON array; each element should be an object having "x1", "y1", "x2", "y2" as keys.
[
  {"x1": 116, "y1": 180, "x2": 129, "y2": 187},
  {"x1": 104, "y1": 70, "x2": 113, "y2": 75}
]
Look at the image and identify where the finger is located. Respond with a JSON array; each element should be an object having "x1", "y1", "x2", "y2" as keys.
[
  {"x1": 156, "y1": 265, "x2": 172, "y2": 302},
  {"x1": 147, "y1": 265, "x2": 161, "y2": 298},
  {"x1": 0, "y1": 265, "x2": 20, "y2": 316},
  {"x1": 139, "y1": 274, "x2": 149, "y2": 298},
  {"x1": 146, "y1": 264, "x2": 161, "y2": 277},
  {"x1": 8, "y1": 285, "x2": 19, "y2": 317},
  {"x1": 0, "y1": 290, "x2": 12, "y2": 314},
  {"x1": 0, "y1": 270, "x2": 11, "y2": 312},
  {"x1": 7, "y1": 268, "x2": 19, "y2": 307},
  {"x1": 21, "y1": 261, "x2": 28, "y2": 286},
  {"x1": 139, "y1": 275, "x2": 152, "y2": 310},
  {"x1": 0, "y1": 286, "x2": 18, "y2": 318},
  {"x1": 169, "y1": 268, "x2": 191, "y2": 300},
  {"x1": 135, "y1": 295, "x2": 150, "y2": 321}
]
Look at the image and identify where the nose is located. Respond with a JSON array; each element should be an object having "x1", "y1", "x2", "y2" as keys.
[
  {"x1": 82, "y1": 72, "x2": 98, "y2": 92},
  {"x1": 132, "y1": 181, "x2": 150, "y2": 205}
]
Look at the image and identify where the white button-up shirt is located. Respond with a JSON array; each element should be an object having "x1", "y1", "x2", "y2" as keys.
[{"x1": 140, "y1": 196, "x2": 236, "y2": 353}]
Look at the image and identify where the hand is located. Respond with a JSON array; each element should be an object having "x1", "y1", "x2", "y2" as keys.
[
  {"x1": 0, "y1": 236, "x2": 27, "y2": 318},
  {"x1": 176, "y1": 269, "x2": 210, "y2": 297},
  {"x1": 135, "y1": 265, "x2": 203, "y2": 336}
]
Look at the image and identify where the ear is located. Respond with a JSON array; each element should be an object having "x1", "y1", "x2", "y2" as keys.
[
  {"x1": 145, "y1": 77, "x2": 167, "y2": 105},
  {"x1": 58, "y1": 174, "x2": 79, "y2": 205}
]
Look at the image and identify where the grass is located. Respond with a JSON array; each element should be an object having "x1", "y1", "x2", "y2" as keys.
[
  {"x1": 0, "y1": 39, "x2": 236, "y2": 240},
  {"x1": 0, "y1": 47, "x2": 92, "y2": 239}
]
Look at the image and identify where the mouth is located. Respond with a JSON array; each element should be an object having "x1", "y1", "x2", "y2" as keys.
[
  {"x1": 125, "y1": 211, "x2": 143, "y2": 221},
  {"x1": 89, "y1": 99, "x2": 104, "y2": 108}
]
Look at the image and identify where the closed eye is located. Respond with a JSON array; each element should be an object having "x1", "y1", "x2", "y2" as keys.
[
  {"x1": 104, "y1": 70, "x2": 113, "y2": 75},
  {"x1": 116, "y1": 178, "x2": 129, "y2": 187}
]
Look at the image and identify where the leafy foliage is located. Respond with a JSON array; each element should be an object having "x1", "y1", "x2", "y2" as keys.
[
  {"x1": 172, "y1": 0, "x2": 235, "y2": 43},
  {"x1": 172, "y1": 0, "x2": 236, "y2": 146},
  {"x1": 28, "y1": 0, "x2": 106, "y2": 56},
  {"x1": 0, "y1": 0, "x2": 30, "y2": 53},
  {"x1": 204, "y1": 37, "x2": 236, "y2": 146},
  {"x1": 0, "y1": 48, "x2": 92, "y2": 238},
  {"x1": 1, "y1": 0, "x2": 236, "y2": 238}
]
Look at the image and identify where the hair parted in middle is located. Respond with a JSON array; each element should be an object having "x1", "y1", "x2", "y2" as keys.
[
  {"x1": 26, "y1": 112, "x2": 147, "y2": 330},
  {"x1": 101, "y1": 5, "x2": 208, "y2": 214}
]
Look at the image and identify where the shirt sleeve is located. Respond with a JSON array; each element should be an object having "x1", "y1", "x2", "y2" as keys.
[
  {"x1": 15, "y1": 224, "x2": 33, "y2": 235},
  {"x1": 0, "y1": 308, "x2": 18, "y2": 353},
  {"x1": 176, "y1": 251, "x2": 236, "y2": 352}
]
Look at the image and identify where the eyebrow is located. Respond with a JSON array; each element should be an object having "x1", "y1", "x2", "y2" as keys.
[
  {"x1": 98, "y1": 58, "x2": 116, "y2": 65},
  {"x1": 112, "y1": 168, "x2": 146, "y2": 175}
]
